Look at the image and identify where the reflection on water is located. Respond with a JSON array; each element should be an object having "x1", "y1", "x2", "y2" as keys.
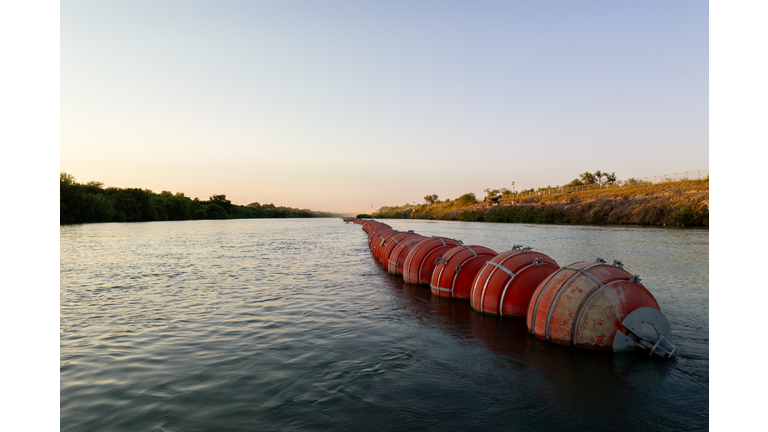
[{"x1": 61, "y1": 219, "x2": 707, "y2": 431}]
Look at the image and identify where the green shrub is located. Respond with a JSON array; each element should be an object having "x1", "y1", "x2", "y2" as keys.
[
  {"x1": 458, "y1": 210, "x2": 484, "y2": 221},
  {"x1": 456, "y1": 192, "x2": 477, "y2": 204},
  {"x1": 671, "y1": 203, "x2": 707, "y2": 226}
]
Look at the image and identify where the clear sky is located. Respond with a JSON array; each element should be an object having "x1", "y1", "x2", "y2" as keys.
[{"x1": 61, "y1": 1, "x2": 708, "y2": 214}]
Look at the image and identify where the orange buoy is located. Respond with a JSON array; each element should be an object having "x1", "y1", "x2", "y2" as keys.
[
  {"x1": 387, "y1": 235, "x2": 428, "y2": 275},
  {"x1": 368, "y1": 227, "x2": 393, "y2": 250},
  {"x1": 430, "y1": 245, "x2": 497, "y2": 299},
  {"x1": 373, "y1": 230, "x2": 405, "y2": 262},
  {"x1": 526, "y1": 259, "x2": 676, "y2": 356},
  {"x1": 470, "y1": 246, "x2": 559, "y2": 318},
  {"x1": 402, "y1": 237, "x2": 462, "y2": 285},
  {"x1": 378, "y1": 231, "x2": 420, "y2": 265}
]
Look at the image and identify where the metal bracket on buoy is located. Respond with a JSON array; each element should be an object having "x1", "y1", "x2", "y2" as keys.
[
  {"x1": 434, "y1": 257, "x2": 448, "y2": 266},
  {"x1": 512, "y1": 244, "x2": 523, "y2": 251},
  {"x1": 521, "y1": 246, "x2": 532, "y2": 252},
  {"x1": 532, "y1": 258, "x2": 544, "y2": 265},
  {"x1": 612, "y1": 307, "x2": 677, "y2": 358},
  {"x1": 612, "y1": 260, "x2": 624, "y2": 269},
  {"x1": 628, "y1": 275, "x2": 641, "y2": 284},
  {"x1": 595, "y1": 258, "x2": 606, "y2": 264},
  {"x1": 457, "y1": 239, "x2": 464, "y2": 245},
  {"x1": 407, "y1": 230, "x2": 414, "y2": 233}
]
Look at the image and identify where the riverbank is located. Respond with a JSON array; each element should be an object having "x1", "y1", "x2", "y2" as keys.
[
  {"x1": 373, "y1": 179, "x2": 709, "y2": 226},
  {"x1": 60, "y1": 172, "x2": 341, "y2": 225}
]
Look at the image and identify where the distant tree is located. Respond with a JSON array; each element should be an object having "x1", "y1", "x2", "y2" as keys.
[
  {"x1": 424, "y1": 194, "x2": 439, "y2": 205},
  {"x1": 206, "y1": 203, "x2": 228, "y2": 219},
  {"x1": 159, "y1": 190, "x2": 173, "y2": 197},
  {"x1": 209, "y1": 194, "x2": 232, "y2": 212},
  {"x1": 456, "y1": 192, "x2": 477, "y2": 204},
  {"x1": 566, "y1": 170, "x2": 617, "y2": 187},
  {"x1": 484, "y1": 188, "x2": 500, "y2": 198},
  {"x1": 61, "y1": 172, "x2": 77, "y2": 186},
  {"x1": 499, "y1": 188, "x2": 514, "y2": 198},
  {"x1": 579, "y1": 171, "x2": 598, "y2": 184},
  {"x1": 105, "y1": 187, "x2": 157, "y2": 222}
]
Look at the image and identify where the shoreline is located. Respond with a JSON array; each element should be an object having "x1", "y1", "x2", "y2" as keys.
[{"x1": 373, "y1": 179, "x2": 709, "y2": 227}]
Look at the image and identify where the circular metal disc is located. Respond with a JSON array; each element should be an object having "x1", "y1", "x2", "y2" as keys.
[{"x1": 621, "y1": 307, "x2": 671, "y2": 341}]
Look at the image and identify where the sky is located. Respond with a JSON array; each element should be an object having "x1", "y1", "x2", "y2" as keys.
[{"x1": 60, "y1": 1, "x2": 708, "y2": 213}]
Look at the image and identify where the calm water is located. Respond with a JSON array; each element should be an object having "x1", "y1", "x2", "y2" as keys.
[{"x1": 60, "y1": 219, "x2": 708, "y2": 431}]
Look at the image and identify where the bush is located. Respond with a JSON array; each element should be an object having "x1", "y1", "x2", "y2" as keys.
[
  {"x1": 458, "y1": 210, "x2": 484, "y2": 221},
  {"x1": 671, "y1": 203, "x2": 707, "y2": 226},
  {"x1": 485, "y1": 205, "x2": 568, "y2": 224},
  {"x1": 456, "y1": 193, "x2": 477, "y2": 205}
]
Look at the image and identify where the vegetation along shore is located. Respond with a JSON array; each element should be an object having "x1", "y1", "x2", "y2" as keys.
[
  {"x1": 374, "y1": 173, "x2": 708, "y2": 227},
  {"x1": 60, "y1": 172, "x2": 340, "y2": 225}
]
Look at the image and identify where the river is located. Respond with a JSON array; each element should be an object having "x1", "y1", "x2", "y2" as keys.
[{"x1": 60, "y1": 218, "x2": 708, "y2": 431}]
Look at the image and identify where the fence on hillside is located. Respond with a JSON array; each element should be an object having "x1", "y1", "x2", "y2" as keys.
[{"x1": 501, "y1": 169, "x2": 709, "y2": 201}]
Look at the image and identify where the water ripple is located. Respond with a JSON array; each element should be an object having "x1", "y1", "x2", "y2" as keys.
[{"x1": 61, "y1": 219, "x2": 708, "y2": 432}]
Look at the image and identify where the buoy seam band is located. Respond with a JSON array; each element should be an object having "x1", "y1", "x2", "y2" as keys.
[
  {"x1": 488, "y1": 261, "x2": 516, "y2": 278},
  {"x1": 530, "y1": 270, "x2": 566, "y2": 335},
  {"x1": 544, "y1": 270, "x2": 584, "y2": 341}
]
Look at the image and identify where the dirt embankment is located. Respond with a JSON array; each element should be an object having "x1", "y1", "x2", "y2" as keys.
[{"x1": 374, "y1": 179, "x2": 709, "y2": 227}]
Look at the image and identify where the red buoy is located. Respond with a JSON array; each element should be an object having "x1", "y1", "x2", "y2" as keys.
[
  {"x1": 368, "y1": 227, "x2": 393, "y2": 251},
  {"x1": 378, "y1": 232, "x2": 420, "y2": 265},
  {"x1": 430, "y1": 245, "x2": 497, "y2": 299},
  {"x1": 402, "y1": 237, "x2": 461, "y2": 285},
  {"x1": 470, "y1": 246, "x2": 559, "y2": 318},
  {"x1": 526, "y1": 259, "x2": 671, "y2": 353},
  {"x1": 373, "y1": 230, "x2": 407, "y2": 263},
  {"x1": 387, "y1": 235, "x2": 428, "y2": 275}
]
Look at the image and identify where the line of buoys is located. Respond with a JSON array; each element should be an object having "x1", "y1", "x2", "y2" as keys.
[{"x1": 345, "y1": 217, "x2": 676, "y2": 357}]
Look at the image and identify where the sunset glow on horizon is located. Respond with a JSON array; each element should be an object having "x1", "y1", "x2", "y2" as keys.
[{"x1": 61, "y1": 1, "x2": 708, "y2": 214}]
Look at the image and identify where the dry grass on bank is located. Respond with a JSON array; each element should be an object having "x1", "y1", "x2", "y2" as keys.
[{"x1": 373, "y1": 179, "x2": 709, "y2": 226}]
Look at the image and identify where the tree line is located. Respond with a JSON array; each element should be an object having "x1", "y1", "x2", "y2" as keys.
[
  {"x1": 422, "y1": 170, "x2": 620, "y2": 205},
  {"x1": 60, "y1": 172, "x2": 334, "y2": 225}
]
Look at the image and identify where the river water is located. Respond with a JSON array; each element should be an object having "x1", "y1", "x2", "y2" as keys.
[{"x1": 60, "y1": 218, "x2": 708, "y2": 431}]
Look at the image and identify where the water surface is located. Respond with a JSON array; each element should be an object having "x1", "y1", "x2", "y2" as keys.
[{"x1": 60, "y1": 219, "x2": 708, "y2": 431}]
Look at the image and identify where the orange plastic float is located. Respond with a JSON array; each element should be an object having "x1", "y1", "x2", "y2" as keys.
[
  {"x1": 368, "y1": 227, "x2": 393, "y2": 251},
  {"x1": 387, "y1": 235, "x2": 428, "y2": 275},
  {"x1": 373, "y1": 230, "x2": 406, "y2": 263},
  {"x1": 470, "y1": 246, "x2": 559, "y2": 318},
  {"x1": 378, "y1": 231, "x2": 420, "y2": 265},
  {"x1": 430, "y1": 245, "x2": 497, "y2": 299},
  {"x1": 402, "y1": 237, "x2": 461, "y2": 285},
  {"x1": 526, "y1": 259, "x2": 676, "y2": 356}
]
